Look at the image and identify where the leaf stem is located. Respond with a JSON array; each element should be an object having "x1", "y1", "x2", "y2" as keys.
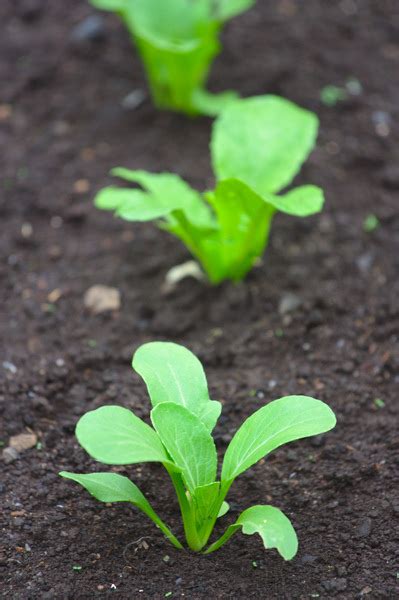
[{"x1": 165, "y1": 466, "x2": 203, "y2": 552}]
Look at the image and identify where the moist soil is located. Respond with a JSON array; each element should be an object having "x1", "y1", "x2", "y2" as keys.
[{"x1": 1, "y1": 1, "x2": 399, "y2": 598}]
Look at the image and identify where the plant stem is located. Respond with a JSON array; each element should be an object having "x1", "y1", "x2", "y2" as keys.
[
  {"x1": 165, "y1": 466, "x2": 203, "y2": 552},
  {"x1": 141, "y1": 504, "x2": 183, "y2": 550}
]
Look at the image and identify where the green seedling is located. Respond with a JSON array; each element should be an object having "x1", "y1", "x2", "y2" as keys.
[
  {"x1": 90, "y1": 0, "x2": 255, "y2": 115},
  {"x1": 363, "y1": 214, "x2": 379, "y2": 233},
  {"x1": 320, "y1": 85, "x2": 347, "y2": 107},
  {"x1": 95, "y1": 95, "x2": 324, "y2": 284},
  {"x1": 60, "y1": 342, "x2": 336, "y2": 558}
]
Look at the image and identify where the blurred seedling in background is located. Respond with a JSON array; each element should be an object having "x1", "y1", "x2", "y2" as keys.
[
  {"x1": 90, "y1": 0, "x2": 255, "y2": 115},
  {"x1": 95, "y1": 95, "x2": 324, "y2": 284}
]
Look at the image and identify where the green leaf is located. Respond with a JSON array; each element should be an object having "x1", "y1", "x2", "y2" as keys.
[
  {"x1": 151, "y1": 403, "x2": 217, "y2": 494},
  {"x1": 95, "y1": 187, "x2": 175, "y2": 221},
  {"x1": 191, "y1": 88, "x2": 239, "y2": 117},
  {"x1": 59, "y1": 471, "x2": 183, "y2": 549},
  {"x1": 90, "y1": 0, "x2": 124, "y2": 10},
  {"x1": 111, "y1": 169, "x2": 214, "y2": 228},
  {"x1": 269, "y1": 185, "x2": 324, "y2": 216},
  {"x1": 204, "y1": 505, "x2": 298, "y2": 559},
  {"x1": 222, "y1": 396, "x2": 336, "y2": 483},
  {"x1": 218, "y1": 501, "x2": 230, "y2": 518},
  {"x1": 59, "y1": 471, "x2": 150, "y2": 504},
  {"x1": 122, "y1": 0, "x2": 214, "y2": 47},
  {"x1": 133, "y1": 341, "x2": 221, "y2": 432},
  {"x1": 76, "y1": 405, "x2": 171, "y2": 466},
  {"x1": 211, "y1": 95, "x2": 319, "y2": 195},
  {"x1": 215, "y1": 0, "x2": 256, "y2": 21}
]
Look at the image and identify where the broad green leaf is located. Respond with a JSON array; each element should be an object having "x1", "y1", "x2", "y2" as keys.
[
  {"x1": 76, "y1": 405, "x2": 171, "y2": 466},
  {"x1": 204, "y1": 505, "x2": 298, "y2": 559},
  {"x1": 222, "y1": 396, "x2": 336, "y2": 483},
  {"x1": 59, "y1": 471, "x2": 183, "y2": 548},
  {"x1": 133, "y1": 341, "x2": 222, "y2": 432},
  {"x1": 270, "y1": 185, "x2": 324, "y2": 217},
  {"x1": 215, "y1": 0, "x2": 256, "y2": 21},
  {"x1": 151, "y1": 403, "x2": 217, "y2": 493},
  {"x1": 211, "y1": 95, "x2": 319, "y2": 195},
  {"x1": 111, "y1": 169, "x2": 214, "y2": 228}
]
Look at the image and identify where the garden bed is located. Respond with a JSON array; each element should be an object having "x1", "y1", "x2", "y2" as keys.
[{"x1": 1, "y1": 0, "x2": 398, "y2": 598}]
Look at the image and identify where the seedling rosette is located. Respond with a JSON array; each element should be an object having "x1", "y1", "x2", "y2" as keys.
[
  {"x1": 90, "y1": 0, "x2": 255, "y2": 115},
  {"x1": 60, "y1": 342, "x2": 336, "y2": 558},
  {"x1": 95, "y1": 95, "x2": 324, "y2": 284}
]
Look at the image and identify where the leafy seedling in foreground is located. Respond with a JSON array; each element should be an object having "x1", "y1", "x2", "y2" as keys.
[
  {"x1": 60, "y1": 341, "x2": 336, "y2": 558},
  {"x1": 95, "y1": 95, "x2": 324, "y2": 284},
  {"x1": 89, "y1": 0, "x2": 255, "y2": 116}
]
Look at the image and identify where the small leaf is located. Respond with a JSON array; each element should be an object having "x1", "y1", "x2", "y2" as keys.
[
  {"x1": 59, "y1": 471, "x2": 150, "y2": 505},
  {"x1": 90, "y1": 0, "x2": 124, "y2": 10},
  {"x1": 151, "y1": 403, "x2": 217, "y2": 493},
  {"x1": 222, "y1": 396, "x2": 336, "y2": 483},
  {"x1": 111, "y1": 169, "x2": 214, "y2": 229},
  {"x1": 76, "y1": 405, "x2": 171, "y2": 466},
  {"x1": 269, "y1": 185, "x2": 324, "y2": 217},
  {"x1": 60, "y1": 471, "x2": 183, "y2": 548},
  {"x1": 217, "y1": 501, "x2": 230, "y2": 518},
  {"x1": 191, "y1": 88, "x2": 238, "y2": 117},
  {"x1": 95, "y1": 187, "x2": 175, "y2": 221},
  {"x1": 205, "y1": 505, "x2": 298, "y2": 559},
  {"x1": 133, "y1": 341, "x2": 221, "y2": 432},
  {"x1": 211, "y1": 95, "x2": 318, "y2": 195},
  {"x1": 215, "y1": 0, "x2": 256, "y2": 21}
]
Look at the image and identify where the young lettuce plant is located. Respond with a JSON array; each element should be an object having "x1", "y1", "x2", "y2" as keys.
[
  {"x1": 89, "y1": 0, "x2": 255, "y2": 116},
  {"x1": 95, "y1": 95, "x2": 324, "y2": 284},
  {"x1": 60, "y1": 342, "x2": 336, "y2": 558}
]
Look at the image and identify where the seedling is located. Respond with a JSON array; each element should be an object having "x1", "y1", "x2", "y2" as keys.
[
  {"x1": 95, "y1": 95, "x2": 324, "y2": 284},
  {"x1": 89, "y1": 0, "x2": 255, "y2": 115},
  {"x1": 363, "y1": 214, "x2": 379, "y2": 233},
  {"x1": 60, "y1": 342, "x2": 336, "y2": 558}
]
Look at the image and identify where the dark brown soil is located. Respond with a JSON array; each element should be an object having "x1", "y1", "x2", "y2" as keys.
[{"x1": 1, "y1": 0, "x2": 399, "y2": 598}]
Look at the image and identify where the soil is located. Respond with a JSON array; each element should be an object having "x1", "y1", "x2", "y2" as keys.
[{"x1": 1, "y1": 0, "x2": 399, "y2": 598}]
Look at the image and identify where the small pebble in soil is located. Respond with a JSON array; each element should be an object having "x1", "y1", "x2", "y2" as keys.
[
  {"x1": 9, "y1": 432, "x2": 37, "y2": 452},
  {"x1": 70, "y1": 15, "x2": 106, "y2": 43},
  {"x1": 2, "y1": 447, "x2": 19, "y2": 464},
  {"x1": 278, "y1": 292, "x2": 302, "y2": 315},
  {"x1": 300, "y1": 554, "x2": 319, "y2": 564},
  {"x1": 3, "y1": 361, "x2": 17, "y2": 374},
  {"x1": 322, "y1": 578, "x2": 347, "y2": 592},
  {"x1": 357, "y1": 517, "x2": 372, "y2": 538},
  {"x1": 121, "y1": 89, "x2": 147, "y2": 111},
  {"x1": 84, "y1": 285, "x2": 121, "y2": 314}
]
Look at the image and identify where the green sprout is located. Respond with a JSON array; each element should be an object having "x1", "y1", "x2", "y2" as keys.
[
  {"x1": 89, "y1": 0, "x2": 255, "y2": 116},
  {"x1": 363, "y1": 214, "x2": 379, "y2": 233},
  {"x1": 60, "y1": 342, "x2": 336, "y2": 558},
  {"x1": 95, "y1": 95, "x2": 324, "y2": 284},
  {"x1": 373, "y1": 398, "x2": 385, "y2": 409},
  {"x1": 320, "y1": 85, "x2": 347, "y2": 107}
]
